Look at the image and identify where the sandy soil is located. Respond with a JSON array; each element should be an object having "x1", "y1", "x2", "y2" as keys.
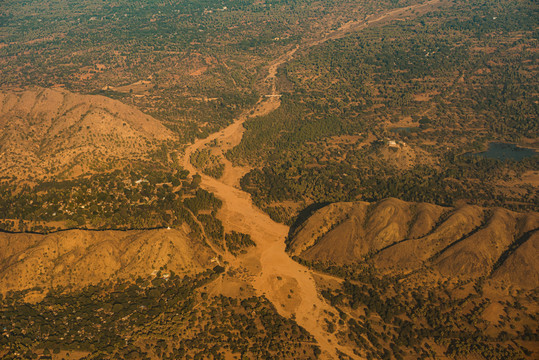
[
  {"x1": 183, "y1": 142, "x2": 356, "y2": 359},
  {"x1": 179, "y1": 2, "x2": 448, "y2": 358},
  {"x1": 181, "y1": 46, "x2": 357, "y2": 360}
]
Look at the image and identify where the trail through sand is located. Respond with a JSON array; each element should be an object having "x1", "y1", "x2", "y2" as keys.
[
  {"x1": 184, "y1": 132, "x2": 353, "y2": 359},
  {"x1": 182, "y1": 82, "x2": 353, "y2": 359},
  {"x1": 181, "y1": 1, "x2": 443, "y2": 358}
]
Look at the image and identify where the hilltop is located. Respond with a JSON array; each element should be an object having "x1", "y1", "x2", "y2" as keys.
[
  {"x1": 0, "y1": 228, "x2": 214, "y2": 297},
  {"x1": 0, "y1": 87, "x2": 173, "y2": 180},
  {"x1": 288, "y1": 198, "x2": 539, "y2": 288}
]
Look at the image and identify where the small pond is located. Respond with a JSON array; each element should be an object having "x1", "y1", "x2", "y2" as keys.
[{"x1": 469, "y1": 142, "x2": 538, "y2": 161}]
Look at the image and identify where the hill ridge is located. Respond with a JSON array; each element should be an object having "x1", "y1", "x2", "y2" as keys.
[
  {"x1": 0, "y1": 87, "x2": 173, "y2": 179},
  {"x1": 0, "y1": 228, "x2": 214, "y2": 295},
  {"x1": 288, "y1": 198, "x2": 539, "y2": 288}
]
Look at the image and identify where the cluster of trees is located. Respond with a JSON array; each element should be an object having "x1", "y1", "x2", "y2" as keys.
[
  {"x1": 229, "y1": 0, "x2": 538, "y2": 220},
  {"x1": 183, "y1": 188, "x2": 222, "y2": 216},
  {"x1": 190, "y1": 148, "x2": 225, "y2": 179},
  {"x1": 225, "y1": 231, "x2": 256, "y2": 255},
  {"x1": 0, "y1": 270, "x2": 318, "y2": 359},
  {"x1": 140, "y1": 88, "x2": 259, "y2": 144},
  {"x1": 0, "y1": 163, "x2": 220, "y2": 237},
  {"x1": 240, "y1": 146, "x2": 537, "y2": 225}
]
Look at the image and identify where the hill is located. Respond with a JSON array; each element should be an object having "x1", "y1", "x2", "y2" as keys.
[
  {"x1": 0, "y1": 87, "x2": 173, "y2": 180},
  {"x1": 289, "y1": 199, "x2": 538, "y2": 359},
  {"x1": 288, "y1": 198, "x2": 539, "y2": 288},
  {"x1": 0, "y1": 228, "x2": 214, "y2": 296}
]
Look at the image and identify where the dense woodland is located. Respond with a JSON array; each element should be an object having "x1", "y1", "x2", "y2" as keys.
[
  {"x1": 0, "y1": 163, "x2": 205, "y2": 232},
  {"x1": 0, "y1": 270, "x2": 319, "y2": 359},
  {"x1": 228, "y1": 0, "x2": 538, "y2": 222},
  {"x1": 190, "y1": 147, "x2": 225, "y2": 179}
]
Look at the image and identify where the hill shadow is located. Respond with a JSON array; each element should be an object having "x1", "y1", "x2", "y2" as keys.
[{"x1": 286, "y1": 202, "x2": 331, "y2": 250}]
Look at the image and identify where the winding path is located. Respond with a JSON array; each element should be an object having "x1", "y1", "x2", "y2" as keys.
[
  {"x1": 181, "y1": 74, "x2": 355, "y2": 360},
  {"x1": 180, "y1": 1, "x2": 443, "y2": 358},
  {"x1": 182, "y1": 116, "x2": 353, "y2": 359}
]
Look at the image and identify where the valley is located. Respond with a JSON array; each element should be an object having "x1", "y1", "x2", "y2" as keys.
[{"x1": 0, "y1": 0, "x2": 538, "y2": 359}]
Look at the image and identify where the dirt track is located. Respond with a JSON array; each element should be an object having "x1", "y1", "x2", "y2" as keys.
[
  {"x1": 183, "y1": 128, "x2": 354, "y2": 359},
  {"x1": 181, "y1": 86, "x2": 355, "y2": 360},
  {"x1": 180, "y1": 1, "x2": 443, "y2": 358}
]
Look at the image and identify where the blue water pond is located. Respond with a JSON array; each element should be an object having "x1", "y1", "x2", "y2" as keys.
[{"x1": 470, "y1": 142, "x2": 537, "y2": 161}]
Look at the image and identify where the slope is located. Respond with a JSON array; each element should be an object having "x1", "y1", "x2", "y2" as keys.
[
  {"x1": 0, "y1": 87, "x2": 173, "y2": 179},
  {"x1": 288, "y1": 199, "x2": 539, "y2": 287},
  {"x1": 0, "y1": 228, "x2": 214, "y2": 295}
]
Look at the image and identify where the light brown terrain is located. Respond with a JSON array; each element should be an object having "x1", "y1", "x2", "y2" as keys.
[
  {"x1": 288, "y1": 198, "x2": 539, "y2": 288},
  {"x1": 183, "y1": 164, "x2": 360, "y2": 358},
  {"x1": 177, "y1": 25, "x2": 378, "y2": 360},
  {"x1": 0, "y1": 228, "x2": 213, "y2": 297},
  {"x1": 0, "y1": 2, "x2": 463, "y2": 358},
  {"x1": 172, "y1": 7, "x2": 451, "y2": 357},
  {"x1": 181, "y1": 100, "x2": 359, "y2": 359},
  {"x1": 0, "y1": 87, "x2": 173, "y2": 180}
]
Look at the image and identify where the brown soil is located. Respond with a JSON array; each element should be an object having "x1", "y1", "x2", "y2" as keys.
[
  {"x1": 183, "y1": 147, "x2": 356, "y2": 358},
  {"x1": 289, "y1": 199, "x2": 539, "y2": 288},
  {"x1": 0, "y1": 87, "x2": 173, "y2": 180},
  {"x1": 308, "y1": 0, "x2": 444, "y2": 47},
  {"x1": 177, "y1": 3, "x2": 455, "y2": 358},
  {"x1": 413, "y1": 90, "x2": 441, "y2": 101},
  {"x1": 0, "y1": 228, "x2": 213, "y2": 295},
  {"x1": 180, "y1": 29, "x2": 363, "y2": 360},
  {"x1": 105, "y1": 79, "x2": 153, "y2": 94}
]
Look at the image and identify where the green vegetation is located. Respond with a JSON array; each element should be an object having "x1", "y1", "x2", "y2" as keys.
[
  {"x1": 0, "y1": 270, "x2": 319, "y2": 359},
  {"x1": 229, "y1": 0, "x2": 539, "y2": 221},
  {"x1": 225, "y1": 231, "x2": 256, "y2": 256},
  {"x1": 190, "y1": 148, "x2": 225, "y2": 178},
  {"x1": 1, "y1": 0, "x2": 418, "y2": 142},
  {"x1": 0, "y1": 163, "x2": 257, "y2": 256},
  {"x1": 0, "y1": 162, "x2": 219, "y2": 238},
  {"x1": 297, "y1": 259, "x2": 538, "y2": 360}
]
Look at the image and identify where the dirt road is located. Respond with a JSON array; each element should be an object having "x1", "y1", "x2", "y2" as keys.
[
  {"x1": 181, "y1": 93, "x2": 356, "y2": 360},
  {"x1": 180, "y1": 1, "x2": 444, "y2": 358}
]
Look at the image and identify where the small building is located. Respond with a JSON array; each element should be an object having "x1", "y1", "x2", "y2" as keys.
[{"x1": 387, "y1": 140, "x2": 398, "y2": 148}]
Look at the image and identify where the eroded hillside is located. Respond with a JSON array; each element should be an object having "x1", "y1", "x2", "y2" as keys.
[
  {"x1": 0, "y1": 87, "x2": 173, "y2": 179},
  {"x1": 287, "y1": 199, "x2": 538, "y2": 359},
  {"x1": 0, "y1": 228, "x2": 215, "y2": 296},
  {"x1": 288, "y1": 198, "x2": 539, "y2": 288}
]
